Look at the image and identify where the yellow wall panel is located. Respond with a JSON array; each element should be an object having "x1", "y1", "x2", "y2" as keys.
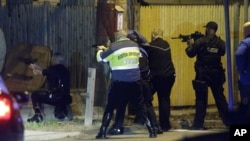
[{"x1": 139, "y1": 5, "x2": 250, "y2": 106}]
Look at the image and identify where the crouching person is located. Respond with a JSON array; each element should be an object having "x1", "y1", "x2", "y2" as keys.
[{"x1": 27, "y1": 52, "x2": 72, "y2": 123}]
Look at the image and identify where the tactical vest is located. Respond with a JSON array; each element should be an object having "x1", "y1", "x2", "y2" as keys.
[{"x1": 196, "y1": 36, "x2": 223, "y2": 67}]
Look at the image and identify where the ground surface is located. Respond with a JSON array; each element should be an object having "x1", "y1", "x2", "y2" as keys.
[
  {"x1": 24, "y1": 106, "x2": 228, "y2": 141},
  {"x1": 25, "y1": 106, "x2": 227, "y2": 131}
]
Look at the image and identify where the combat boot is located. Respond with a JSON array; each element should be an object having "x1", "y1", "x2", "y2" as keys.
[
  {"x1": 142, "y1": 113, "x2": 157, "y2": 138},
  {"x1": 96, "y1": 113, "x2": 113, "y2": 139},
  {"x1": 27, "y1": 107, "x2": 44, "y2": 123},
  {"x1": 27, "y1": 113, "x2": 43, "y2": 123},
  {"x1": 108, "y1": 126, "x2": 124, "y2": 135}
]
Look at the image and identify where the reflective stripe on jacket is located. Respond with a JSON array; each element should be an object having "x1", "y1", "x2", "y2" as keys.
[{"x1": 96, "y1": 38, "x2": 141, "y2": 82}]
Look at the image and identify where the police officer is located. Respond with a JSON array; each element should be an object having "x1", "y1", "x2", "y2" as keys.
[
  {"x1": 107, "y1": 30, "x2": 163, "y2": 135},
  {"x1": 145, "y1": 29, "x2": 176, "y2": 132},
  {"x1": 95, "y1": 30, "x2": 156, "y2": 139},
  {"x1": 236, "y1": 22, "x2": 250, "y2": 113},
  {"x1": 186, "y1": 21, "x2": 229, "y2": 129},
  {"x1": 27, "y1": 52, "x2": 72, "y2": 123}
]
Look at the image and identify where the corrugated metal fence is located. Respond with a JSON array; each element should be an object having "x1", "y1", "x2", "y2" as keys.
[{"x1": 139, "y1": 5, "x2": 250, "y2": 106}]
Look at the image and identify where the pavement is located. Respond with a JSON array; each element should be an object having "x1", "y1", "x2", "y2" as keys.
[
  {"x1": 23, "y1": 124, "x2": 228, "y2": 141},
  {"x1": 20, "y1": 103, "x2": 229, "y2": 141},
  {"x1": 25, "y1": 130, "x2": 80, "y2": 141},
  {"x1": 20, "y1": 103, "x2": 80, "y2": 141},
  {"x1": 24, "y1": 126, "x2": 228, "y2": 141}
]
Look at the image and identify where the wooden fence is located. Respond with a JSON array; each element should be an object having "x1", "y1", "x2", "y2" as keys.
[
  {"x1": 0, "y1": 1, "x2": 108, "y2": 107},
  {"x1": 0, "y1": 1, "x2": 97, "y2": 90}
]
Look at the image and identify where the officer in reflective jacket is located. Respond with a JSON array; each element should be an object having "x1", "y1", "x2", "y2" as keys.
[
  {"x1": 107, "y1": 30, "x2": 163, "y2": 135},
  {"x1": 186, "y1": 21, "x2": 229, "y2": 130},
  {"x1": 95, "y1": 30, "x2": 156, "y2": 139}
]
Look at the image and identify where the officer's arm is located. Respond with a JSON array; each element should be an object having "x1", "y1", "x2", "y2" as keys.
[
  {"x1": 219, "y1": 46, "x2": 226, "y2": 56},
  {"x1": 185, "y1": 38, "x2": 197, "y2": 58},
  {"x1": 96, "y1": 45, "x2": 111, "y2": 63},
  {"x1": 235, "y1": 42, "x2": 248, "y2": 74},
  {"x1": 218, "y1": 40, "x2": 226, "y2": 56}
]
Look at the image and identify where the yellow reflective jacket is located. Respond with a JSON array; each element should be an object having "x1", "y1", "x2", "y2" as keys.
[{"x1": 96, "y1": 38, "x2": 141, "y2": 82}]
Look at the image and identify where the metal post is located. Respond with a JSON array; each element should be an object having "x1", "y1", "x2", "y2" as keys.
[{"x1": 223, "y1": 0, "x2": 234, "y2": 111}]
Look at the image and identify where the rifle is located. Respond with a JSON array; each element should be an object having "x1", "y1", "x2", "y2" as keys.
[{"x1": 171, "y1": 31, "x2": 204, "y2": 42}]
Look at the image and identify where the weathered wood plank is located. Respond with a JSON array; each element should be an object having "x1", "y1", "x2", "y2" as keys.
[{"x1": 84, "y1": 67, "x2": 96, "y2": 126}]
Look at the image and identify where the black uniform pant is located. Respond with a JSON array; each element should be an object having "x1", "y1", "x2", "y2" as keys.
[
  {"x1": 238, "y1": 84, "x2": 250, "y2": 113},
  {"x1": 113, "y1": 79, "x2": 158, "y2": 128},
  {"x1": 192, "y1": 66, "x2": 229, "y2": 127},
  {"x1": 103, "y1": 80, "x2": 148, "y2": 122},
  {"x1": 31, "y1": 90, "x2": 71, "y2": 119},
  {"x1": 228, "y1": 84, "x2": 250, "y2": 125},
  {"x1": 152, "y1": 74, "x2": 175, "y2": 130}
]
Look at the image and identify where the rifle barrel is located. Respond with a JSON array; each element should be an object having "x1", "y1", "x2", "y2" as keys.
[{"x1": 171, "y1": 37, "x2": 180, "y2": 39}]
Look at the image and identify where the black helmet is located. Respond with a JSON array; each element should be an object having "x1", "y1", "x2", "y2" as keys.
[
  {"x1": 127, "y1": 33, "x2": 138, "y2": 41},
  {"x1": 203, "y1": 21, "x2": 218, "y2": 31}
]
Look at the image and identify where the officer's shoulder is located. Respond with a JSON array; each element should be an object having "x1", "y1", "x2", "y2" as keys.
[{"x1": 216, "y1": 36, "x2": 225, "y2": 42}]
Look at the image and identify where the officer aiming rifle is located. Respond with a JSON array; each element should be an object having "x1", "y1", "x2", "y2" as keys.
[{"x1": 171, "y1": 31, "x2": 204, "y2": 42}]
